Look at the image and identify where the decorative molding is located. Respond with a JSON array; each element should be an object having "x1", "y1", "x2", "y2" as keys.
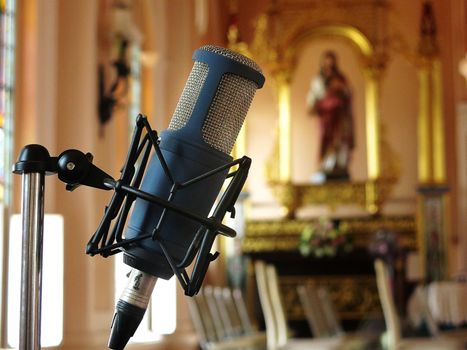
[
  {"x1": 268, "y1": 178, "x2": 397, "y2": 218},
  {"x1": 243, "y1": 216, "x2": 417, "y2": 253},
  {"x1": 279, "y1": 275, "x2": 381, "y2": 320},
  {"x1": 245, "y1": 1, "x2": 398, "y2": 214},
  {"x1": 250, "y1": 0, "x2": 389, "y2": 75}
]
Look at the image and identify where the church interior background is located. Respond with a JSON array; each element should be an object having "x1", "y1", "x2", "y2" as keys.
[{"x1": 2, "y1": 0, "x2": 467, "y2": 349}]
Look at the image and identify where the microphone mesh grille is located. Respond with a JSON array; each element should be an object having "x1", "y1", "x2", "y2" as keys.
[
  {"x1": 202, "y1": 74, "x2": 257, "y2": 154},
  {"x1": 199, "y1": 45, "x2": 263, "y2": 74},
  {"x1": 168, "y1": 62, "x2": 209, "y2": 131},
  {"x1": 168, "y1": 45, "x2": 262, "y2": 154}
]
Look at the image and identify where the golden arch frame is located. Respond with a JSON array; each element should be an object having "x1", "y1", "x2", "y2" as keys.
[
  {"x1": 274, "y1": 24, "x2": 381, "y2": 183},
  {"x1": 229, "y1": 6, "x2": 397, "y2": 217}
]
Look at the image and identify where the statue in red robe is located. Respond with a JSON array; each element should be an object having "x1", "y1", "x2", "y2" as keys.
[{"x1": 307, "y1": 51, "x2": 354, "y2": 181}]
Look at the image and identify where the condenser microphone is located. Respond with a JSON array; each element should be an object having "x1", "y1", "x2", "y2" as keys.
[{"x1": 108, "y1": 45, "x2": 264, "y2": 349}]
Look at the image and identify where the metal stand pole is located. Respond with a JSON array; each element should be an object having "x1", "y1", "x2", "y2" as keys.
[
  {"x1": 12, "y1": 143, "x2": 114, "y2": 349},
  {"x1": 19, "y1": 172, "x2": 45, "y2": 350},
  {"x1": 13, "y1": 145, "x2": 51, "y2": 350}
]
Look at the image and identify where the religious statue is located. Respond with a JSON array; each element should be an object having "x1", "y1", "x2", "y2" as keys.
[{"x1": 306, "y1": 50, "x2": 354, "y2": 182}]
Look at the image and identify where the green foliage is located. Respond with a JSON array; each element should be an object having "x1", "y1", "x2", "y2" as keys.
[{"x1": 299, "y1": 218, "x2": 353, "y2": 258}]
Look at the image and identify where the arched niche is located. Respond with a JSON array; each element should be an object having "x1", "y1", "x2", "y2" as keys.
[
  {"x1": 291, "y1": 35, "x2": 367, "y2": 184},
  {"x1": 232, "y1": 1, "x2": 398, "y2": 218}
]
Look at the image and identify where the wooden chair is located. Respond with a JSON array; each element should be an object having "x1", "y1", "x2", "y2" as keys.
[
  {"x1": 297, "y1": 285, "x2": 330, "y2": 338},
  {"x1": 317, "y1": 287, "x2": 344, "y2": 337},
  {"x1": 374, "y1": 259, "x2": 463, "y2": 350},
  {"x1": 299, "y1": 283, "x2": 371, "y2": 350},
  {"x1": 408, "y1": 282, "x2": 467, "y2": 344},
  {"x1": 232, "y1": 287, "x2": 255, "y2": 334},
  {"x1": 216, "y1": 287, "x2": 244, "y2": 337},
  {"x1": 204, "y1": 286, "x2": 229, "y2": 341},
  {"x1": 187, "y1": 291, "x2": 220, "y2": 348},
  {"x1": 407, "y1": 285, "x2": 440, "y2": 337},
  {"x1": 188, "y1": 286, "x2": 267, "y2": 350},
  {"x1": 255, "y1": 261, "x2": 279, "y2": 350},
  {"x1": 214, "y1": 287, "x2": 266, "y2": 348},
  {"x1": 297, "y1": 284, "x2": 344, "y2": 338},
  {"x1": 255, "y1": 260, "x2": 345, "y2": 350}
]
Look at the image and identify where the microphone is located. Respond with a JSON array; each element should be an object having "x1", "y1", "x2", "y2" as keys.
[{"x1": 108, "y1": 45, "x2": 264, "y2": 349}]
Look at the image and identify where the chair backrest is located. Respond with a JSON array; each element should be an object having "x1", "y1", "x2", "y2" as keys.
[
  {"x1": 317, "y1": 286, "x2": 344, "y2": 336},
  {"x1": 297, "y1": 284, "x2": 331, "y2": 337},
  {"x1": 188, "y1": 291, "x2": 219, "y2": 346},
  {"x1": 213, "y1": 286, "x2": 237, "y2": 338},
  {"x1": 187, "y1": 296, "x2": 209, "y2": 345},
  {"x1": 254, "y1": 260, "x2": 278, "y2": 350},
  {"x1": 374, "y1": 259, "x2": 401, "y2": 349},
  {"x1": 408, "y1": 285, "x2": 439, "y2": 337},
  {"x1": 203, "y1": 286, "x2": 228, "y2": 341},
  {"x1": 232, "y1": 287, "x2": 254, "y2": 334},
  {"x1": 190, "y1": 286, "x2": 269, "y2": 350},
  {"x1": 222, "y1": 287, "x2": 252, "y2": 336},
  {"x1": 265, "y1": 264, "x2": 289, "y2": 347}
]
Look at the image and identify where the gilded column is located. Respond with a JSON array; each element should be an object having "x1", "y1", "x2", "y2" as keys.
[
  {"x1": 364, "y1": 67, "x2": 381, "y2": 180},
  {"x1": 416, "y1": 1, "x2": 449, "y2": 281},
  {"x1": 276, "y1": 71, "x2": 292, "y2": 182}
]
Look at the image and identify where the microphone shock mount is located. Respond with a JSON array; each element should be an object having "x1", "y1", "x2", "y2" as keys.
[{"x1": 14, "y1": 114, "x2": 250, "y2": 297}]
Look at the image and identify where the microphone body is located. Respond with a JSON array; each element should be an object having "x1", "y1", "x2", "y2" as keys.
[
  {"x1": 123, "y1": 129, "x2": 230, "y2": 279},
  {"x1": 109, "y1": 46, "x2": 264, "y2": 349}
]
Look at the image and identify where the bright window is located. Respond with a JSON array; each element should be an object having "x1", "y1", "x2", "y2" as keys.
[
  {"x1": 7, "y1": 214, "x2": 64, "y2": 347},
  {"x1": 0, "y1": 0, "x2": 15, "y2": 200},
  {"x1": 0, "y1": 0, "x2": 16, "y2": 346}
]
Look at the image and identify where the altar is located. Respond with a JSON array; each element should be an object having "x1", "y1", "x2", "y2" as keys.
[{"x1": 243, "y1": 216, "x2": 417, "y2": 334}]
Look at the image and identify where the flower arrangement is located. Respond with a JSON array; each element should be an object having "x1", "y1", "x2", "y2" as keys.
[
  {"x1": 368, "y1": 229, "x2": 399, "y2": 263},
  {"x1": 299, "y1": 218, "x2": 353, "y2": 258}
]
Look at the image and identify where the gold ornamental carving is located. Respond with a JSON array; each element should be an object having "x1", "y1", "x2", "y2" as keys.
[
  {"x1": 269, "y1": 177, "x2": 397, "y2": 217},
  {"x1": 279, "y1": 275, "x2": 381, "y2": 320},
  {"x1": 243, "y1": 216, "x2": 417, "y2": 253},
  {"x1": 249, "y1": 0, "x2": 389, "y2": 74},
  {"x1": 234, "y1": 0, "x2": 398, "y2": 216}
]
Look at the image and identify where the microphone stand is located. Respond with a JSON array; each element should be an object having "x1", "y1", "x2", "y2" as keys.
[
  {"x1": 12, "y1": 115, "x2": 250, "y2": 349},
  {"x1": 17, "y1": 167, "x2": 44, "y2": 350},
  {"x1": 13, "y1": 145, "x2": 114, "y2": 350}
]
